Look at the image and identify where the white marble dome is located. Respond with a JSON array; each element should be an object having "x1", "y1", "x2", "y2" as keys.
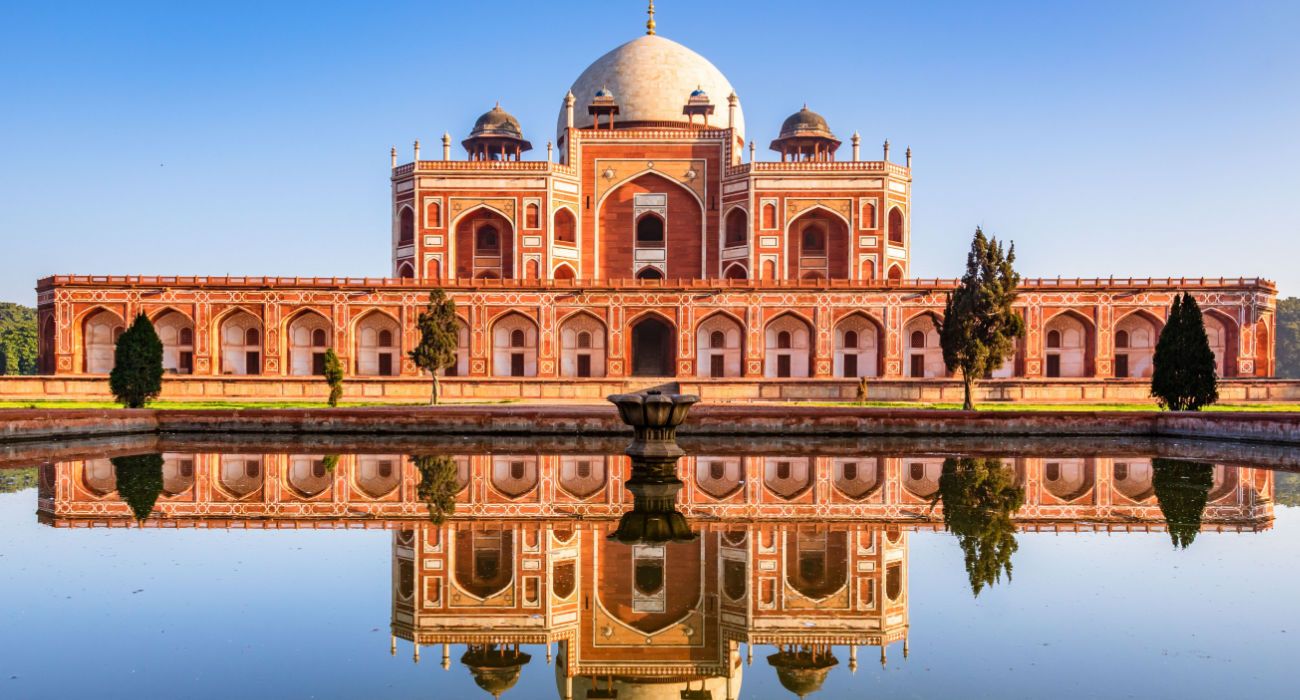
[{"x1": 557, "y1": 34, "x2": 744, "y2": 142}]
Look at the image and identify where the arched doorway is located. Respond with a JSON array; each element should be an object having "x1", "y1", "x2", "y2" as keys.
[{"x1": 631, "y1": 316, "x2": 676, "y2": 377}]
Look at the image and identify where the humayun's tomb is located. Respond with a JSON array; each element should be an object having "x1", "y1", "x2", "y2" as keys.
[{"x1": 29, "y1": 10, "x2": 1279, "y2": 402}]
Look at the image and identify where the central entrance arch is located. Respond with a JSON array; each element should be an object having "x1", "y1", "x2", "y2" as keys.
[{"x1": 630, "y1": 316, "x2": 676, "y2": 377}]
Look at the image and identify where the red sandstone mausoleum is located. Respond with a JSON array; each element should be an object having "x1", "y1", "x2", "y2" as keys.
[{"x1": 31, "y1": 9, "x2": 1278, "y2": 403}]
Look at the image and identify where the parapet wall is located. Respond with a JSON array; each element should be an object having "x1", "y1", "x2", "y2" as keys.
[
  {"x1": 1, "y1": 375, "x2": 1299, "y2": 404},
  {"x1": 4, "y1": 405, "x2": 1300, "y2": 447}
]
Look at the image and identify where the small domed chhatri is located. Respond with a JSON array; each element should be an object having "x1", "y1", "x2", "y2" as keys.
[
  {"x1": 771, "y1": 105, "x2": 841, "y2": 162},
  {"x1": 462, "y1": 103, "x2": 532, "y2": 161}
]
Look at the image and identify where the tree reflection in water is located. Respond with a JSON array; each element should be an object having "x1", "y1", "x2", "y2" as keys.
[
  {"x1": 1152, "y1": 458, "x2": 1215, "y2": 549},
  {"x1": 935, "y1": 456, "x2": 1025, "y2": 597},
  {"x1": 414, "y1": 454, "x2": 459, "y2": 524},
  {"x1": 110, "y1": 453, "x2": 164, "y2": 522}
]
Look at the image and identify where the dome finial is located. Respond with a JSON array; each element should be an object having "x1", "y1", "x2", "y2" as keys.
[{"x1": 646, "y1": 1, "x2": 656, "y2": 35}]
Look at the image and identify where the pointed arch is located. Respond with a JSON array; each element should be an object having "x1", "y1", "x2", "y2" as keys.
[
  {"x1": 553, "y1": 263, "x2": 577, "y2": 280},
  {"x1": 1042, "y1": 309, "x2": 1096, "y2": 378},
  {"x1": 557, "y1": 455, "x2": 608, "y2": 499},
  {"x1": 284, "y1": 309, "x2": 333, "y2": 377},
  {"x1": 353, "y1": 309, "x2": 402, "y2": 376},
  {"x1": 1201, "y1": 309, "x2": 1239, "y2": 377},
  {"x1": 694, "y1": 456, "x2": 743, "y2": 499},
  {"x1": 697, "y1": 310, "x2": 745, "y2": 378},
  {"x1": 355, "y1": 455, "x2": 403, "y2": 499},
  {"x1": 1113, "y1": 310, "x2": 1164, "y2": 379},
  {"x1": 904, "y1": 312, "x2": 944, "y2": 378},
  {"x1": 490, "y1": 455, "x2": 538, "y2": 499},
  {"x1": 628, "y1": 310, "x2": 677, "y2": 377},
  {"x1": 396, "y1": 204, "x2": 415, "y2": 246},
  {"x1": 558, "y1": 310, "x2": 607, "y2": 377},
  {"x1": 489, "y1": 311, "x2": 538, "y2": 377},
  {"x1": 553, "y1": 205, "x2": 578, "y2": 245},
  {"x1": 787, "y1": 206, "x2": 850, "y2": 280},
  {"x1": 764, "y1": 456, "x2": 814, "y2": 499},
  {"x1": 886, "y1": 264, "x2": 904, "y2": 282},
  {"x1": 833, "y1": 458, "x2": 882, "y2": 500},
  {"x1": 214, "y1": 307, "x2": 264, "y2": 376},
  {"x1": 453, "y1": 204, "x2": 515, "y2": 280},
  {"x1": 80, "y1": 307, "x2": 125, "y2": 374},
  {"x1": 286, "y1": 455, "x2": 333, "y2": 499},
  {"x1": 453, "y1": 529, "x2": 515, "y2": 601},
  {"x1": 887, "y1": 206, "x2": 905, "y2": 246},
  {"x1": 724, "y1": 206, "x2": 748, "y2": 248},
  {"x1": 1041, "y1": 458, "x2": 1095, "y2": 503},
  {"x1": 396, "y1": 260, "x2": 415, "y2": 279},
  {"x1": 834, "y1": 311, "x2": 884, "y2": 378},
  {"x1": 784, "y1": 530, "x2": 849, "y2": 601},
  {"x1": 150, "y1": 308, "x2": 195, "y2": 375},
  {"x1": 722, "y1": 262, "x2": 748, "y2": 280},
  {"x1": 764, "y1": 311, "x2": 814, "y2": 378},
  {"x1": 597, "y1": 171, "x2": 705, "y2": 280}
]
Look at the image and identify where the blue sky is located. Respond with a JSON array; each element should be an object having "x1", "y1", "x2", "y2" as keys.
[{"x1": 1, "y1": 0, "x2": 1297, "y2": 304}]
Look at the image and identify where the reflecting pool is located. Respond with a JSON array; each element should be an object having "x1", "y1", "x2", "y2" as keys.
[{"x1": 1, "y1": 434, "x2": 1297, "y2": 699}]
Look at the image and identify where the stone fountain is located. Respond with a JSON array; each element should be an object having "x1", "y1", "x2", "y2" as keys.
[{"x1": 606, "y1": 383, "x2": 699, "y2": 544}]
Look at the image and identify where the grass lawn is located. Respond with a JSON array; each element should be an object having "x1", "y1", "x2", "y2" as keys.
[
  {"x1": 0, "y1": 399, "x2": 519, "y2": 410},
  {"x1": 1, "y1": 399, "x2": 1297, "y2": 412},
  {"x1": 788, "y1": 401, "x2": 1300, "y2": 412}
]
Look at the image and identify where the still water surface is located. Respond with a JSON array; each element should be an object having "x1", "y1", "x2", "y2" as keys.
[{"x1": 1, "y1": 435, "x2": 1297, "y2": 699}]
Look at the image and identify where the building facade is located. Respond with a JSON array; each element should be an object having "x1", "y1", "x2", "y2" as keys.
[{"x1": 34, "y1": 20, "x2": 1278, "y2": 392}]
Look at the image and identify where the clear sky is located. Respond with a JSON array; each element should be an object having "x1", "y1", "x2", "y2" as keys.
[{"x1": 2, "y1": 0, "x2": 1298, "y2": 305}]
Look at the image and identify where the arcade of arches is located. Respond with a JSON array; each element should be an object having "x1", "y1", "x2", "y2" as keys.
[{"x1": 47, "y1": 284, "x2": 1274, "y2": 383}]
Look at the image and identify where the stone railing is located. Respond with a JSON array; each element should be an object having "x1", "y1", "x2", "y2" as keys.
[
  {"x1": 726, "y1": 160, "x2": 910, "y2": 177},
  {"x1": 37, "y1": 275, "x2": 1277, "y2": 292},
  {"x1": 392, "y1": 161, "x2": 577, "y2": 177}
]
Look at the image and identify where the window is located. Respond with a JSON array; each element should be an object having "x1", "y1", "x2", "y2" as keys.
[
  {"x1": 709, "y1": 462, "x2": 725, "y2": 480},
  {"x1": 844, "y1": 330, "x2": 858, "y2": 349},
  {"x1": 801, "y1": 226, "x2": 825, "y2": 253},
  {"x1": 245, "y1": 328, "x2": 260, "y2": 345},
  {"x1": 888, "y1": 208, "x2": 904, "y2": 245},
  {"x1": 1045, "y1": 463, "x2": 1061, "y2": 482},
  {"x1": 179, "y1": 327, "x2": 193, "y2": 345},
  {"x1": 1115, "y1": 330, "x2": 1129, "y2": 349},
  {"x1": 510, "y1": 461, "x2": 525, "y2": 480},
  {"x1": 725, "y1": 209, "x2": 747, "y2": 246},
  {"x1": 1114, "y1": 463, "x2": 1129, "y2": 481},
  {"x1": 843, "y1": 462, "x2": 858, "y2": 480},
  {"x1": 398, "y1": 208, "x2": 414, "y2": 245},
  {"x1": 910, "y1": 330, "x2": 926, "y2": 349},
  {"x1": 777, "y1": 331, "x2": 791, "y2": 349},
  {"x1": 554, "y1": 209, "x2": 577, "y2": 244},
  {"x1": 477, "y1": 226, "x2": 500, "y2": 253},
  {"x1": 776, "y1": 462, "x2": 791, "y2": 480},
  {"x1": 510, "y1": 329, "x2": 525, "y2": 348},
  {"x1": 909, "y1": 463, "x2": 925, "y2": 481},
  {"x1": 1047, "y1": 330, "x2": 1061, "y2": 348},
  {"x1": 636, "y1": 267, "x2": 663, "y2": 280},
  {"x1": 311, "y1": 329, "x2": 327, "y2": 347},
  {"x1": 378, "y1": 329, "x2": 393, "y2": 347},
  {"x1": 636, "y1": 214, "x2": 664, "y2": 244},
  {"x1": 577, "y1": 331, "x2": 591, "y2": 349},
  {"x1": 710, "y1": 331, "x2": 725, "y2": 348}
]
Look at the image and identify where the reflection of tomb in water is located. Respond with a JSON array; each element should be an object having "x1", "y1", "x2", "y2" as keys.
[
  {"x1": 38, "y1": 456, "x2": 1276, "y2": 533},
  {"x1": 390, "y1": 522, "x2": 910, "y2": 699}
]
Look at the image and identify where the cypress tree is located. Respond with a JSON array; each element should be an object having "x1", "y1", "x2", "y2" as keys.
[
  {"x1": 323, "y1": 348, "x2": 344, "y2": 407},
  {"x1": 1151, "y1": 292, "x2": 1218, "y2": 410},
  {"x1": 414, "y1": 454, "x2": 460, "y2": 524},
  {"x1": 409, "y1": 289, "x2": 460, "y2": 405},
  {"x1": 109, "y1": 313, "x2": 164, "y2": 408},
  {"x1": 935, "y1": 457, "x2": 1025, "y2": 596},
  {"x1": 1151, "y1": 458, "x2": 1214, "y2": 549},
  {"x1": 111, "y1": 453, "x2": 165, "y2": 522},
  {"x1": 937, "y1": 228, "x2": 1025, "y2": 410}
]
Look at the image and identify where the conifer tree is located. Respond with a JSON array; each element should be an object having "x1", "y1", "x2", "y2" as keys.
[
  {"x1": 1151, "y1": 458, "x2": 1214, "y2": 548},
  {"x1": 936, "y1": 228, "x2": 1024, "y2": 410},
  {"x1": 935, "y1": 457, "x2": 1024, "y2": 597},
  {"x1": 323, "y1": 348, "x2": 344, "y2": 407},
  {"x1": 414, "y1": 454, "x2": 460, "y2": 524},
  {"x1": 409, "y1": 289, "x2": 460, "y2": 405},
  {"x1": 111, "y1": 453, "x2": 164, "y2": 522},
  {"x1": 109, "y1": 313, "x2": 164, "y2": 408},
  {"x1": 1151, "y1": 292, "x2": 1219, "y2": 410}
]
